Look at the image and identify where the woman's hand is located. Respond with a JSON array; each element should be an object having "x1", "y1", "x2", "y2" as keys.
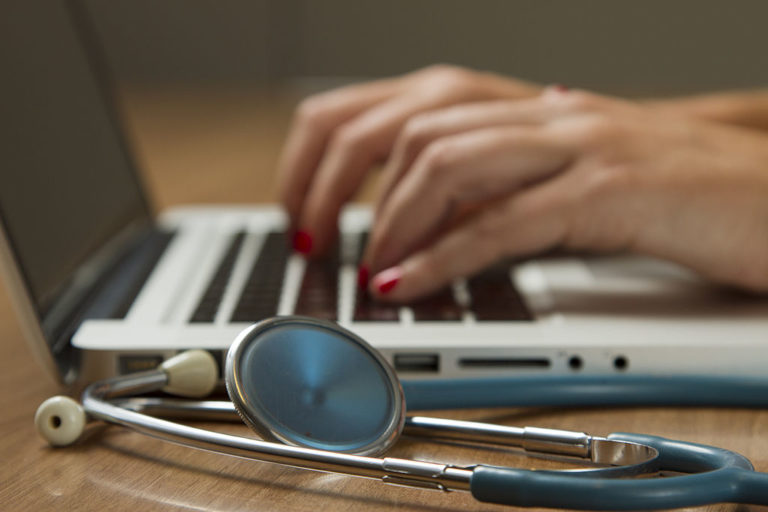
[
  {"x1": 277, "y1": 65, "x2": 539, "y2": 254},
  {"x1": 364, "y1": 89, "x2": 768, "y2": 299},
  {"x1": 276, "y1": 65, "x2": 768, "y2": 300}
]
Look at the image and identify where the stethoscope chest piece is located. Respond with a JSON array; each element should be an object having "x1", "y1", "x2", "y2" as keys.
[{"x1": 225, "y1": 316, "x2": 405, "y2": 456}]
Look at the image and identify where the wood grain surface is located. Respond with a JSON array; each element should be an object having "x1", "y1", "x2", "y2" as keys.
[{"x1": 2, "y1": 85, "x2": 767, "y2": 512}]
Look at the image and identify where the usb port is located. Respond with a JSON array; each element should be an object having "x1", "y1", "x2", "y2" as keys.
[
  {"x1": 394, "y1": 353, "x2": 440, "y2": 373},
  {"x1": 118, "y1": 354, "x2": 164, "y2": 375}
]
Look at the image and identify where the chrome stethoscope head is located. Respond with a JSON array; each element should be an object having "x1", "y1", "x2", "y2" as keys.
[{"x1": 225, "y1": 316, "x2": 405, "y2": 456}]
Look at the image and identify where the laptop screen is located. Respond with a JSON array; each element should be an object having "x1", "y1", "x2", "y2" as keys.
[{"x1": 0, "y1": 1, "x2": 151, "y2": 318}]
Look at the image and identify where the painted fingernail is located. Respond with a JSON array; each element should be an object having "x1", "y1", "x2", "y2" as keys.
[
  {"x1": 292, "y1": 230, "x2": 313, "y2": 254},
  {"x1": 373, "y1": 267, "x2": 402, "y2": 295},
  {"x1": 551, "y1": 83, "x2": 569, "y2": 93},
  {"x1": 357, "y1": 264, "x2": 370, "y2": 289}
]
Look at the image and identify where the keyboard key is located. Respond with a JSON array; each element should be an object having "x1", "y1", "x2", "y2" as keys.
[
  {"x1": 354, "y1": 293, "x2": 401, "y2": 322},
  {"x1": 468, "y1": 262, "x2": 532, "y2": 321},
  {"x1": 230, "y1": 232, "x2": 289, "y2": 322},
  {"x1": 190, "y1": 231, "x2": 245, "y2": 323},
  {"x1": 353, "y1": 232, "x2": 400, "y2": 322},
  {"x1": 409, "y1": 286, "x2": 464, "y2": 321},
  {"x1": 294, "y1": 242, "x2": 340, "y2": 320}
]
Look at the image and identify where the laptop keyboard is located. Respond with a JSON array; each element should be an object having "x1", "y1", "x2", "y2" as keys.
[{"x1": 189, "y1": 231, "x2": 532, "y2": 324}]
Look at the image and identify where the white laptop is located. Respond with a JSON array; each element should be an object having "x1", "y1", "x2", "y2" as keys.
[{"x1": 2, "y1": 1, "x2": 768, "y2": 386}]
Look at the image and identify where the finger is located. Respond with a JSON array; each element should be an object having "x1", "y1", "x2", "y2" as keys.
[
  {"x1": 277, "y1": 78, "x2": 403, "y2": 226},
  {"x1": 366, "y1": 126, "x2": 573, "y2": 273},
  {"x1": 374, "y1": 97, "x2": 570, "y2": 216},
  {"x1": 369, "y1": 177, "x2": 572, "y2": 301},
  {"x1": 297, "y1": 90, "x2": 498, "y2": 255}
]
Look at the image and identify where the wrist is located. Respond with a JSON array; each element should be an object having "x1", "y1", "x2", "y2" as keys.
[{"x1": 645, "y1": 91, "x2": 768, "y2": 131}]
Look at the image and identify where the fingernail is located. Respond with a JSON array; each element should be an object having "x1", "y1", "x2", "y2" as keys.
[
  {"x1": 551, "y1": 83, "x2": 569, "y2": 93},
  {"x1": 373, "y1": 267, "x2": 402, "y2": 295},
  {"x1": 292, "y1": 230, "x2": 313, "y2": 254},
  {"x1": 357, "y1": 264, "x2": 370, "y2": 289}
]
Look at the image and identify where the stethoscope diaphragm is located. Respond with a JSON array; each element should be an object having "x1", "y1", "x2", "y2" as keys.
[{"x1": 225, "y1": 317, "x2": 405, "y2": 455}]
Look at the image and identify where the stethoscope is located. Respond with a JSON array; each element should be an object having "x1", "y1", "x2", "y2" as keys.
[{"x1": 34, "y1": 316, "x2": 768, "y2": 510}]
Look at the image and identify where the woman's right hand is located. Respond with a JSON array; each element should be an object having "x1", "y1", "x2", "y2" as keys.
[
  {"x1": 277, "y1": 65, "x2": 540, "y2": 255},
  {"x1": 361, "y1": 90, "x2": 768, "y2": 300}
]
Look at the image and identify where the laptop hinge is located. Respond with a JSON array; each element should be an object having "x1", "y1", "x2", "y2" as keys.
[{"x1": 43, "y1": 224, "x2": 175, "y2": 363}]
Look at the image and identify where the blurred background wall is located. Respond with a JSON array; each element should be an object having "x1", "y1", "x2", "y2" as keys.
[{"x1": 84, "y1": 0, "x2": 768, "y2": 96}]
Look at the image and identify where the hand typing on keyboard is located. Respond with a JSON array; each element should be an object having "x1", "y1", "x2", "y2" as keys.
[{"x1": 278, "y1": 65, "x2": 768, "y2": 301}]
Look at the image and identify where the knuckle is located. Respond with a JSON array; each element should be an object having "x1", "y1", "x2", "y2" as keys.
[
  {"x1": 562, "y1": 90, "x2": 604, "y2": 112},
  {"x1": 399, "y1": 116, "x2": 436, "y2": 157},
  {"x1": 577, "y1": 116, "x2": 620, "y2": 147},
  {"x1": 328, "y1": 123, "x2": 365, "y2": 154},
  {"x1": 420, "y1": 63, "x2": 464, "y2": 79},
  {"x1": 579, "y1": 165, "x2": 633, "y2": 202},
  {"x1": 294, "y1": 96, "x2": 329, "y2": 130},
  {"x1": 419, "y1": 64, "x2": 476, "y2": 93},
  {"x1": 418, "y1": 140, "x2": 460, "y2": 179}
]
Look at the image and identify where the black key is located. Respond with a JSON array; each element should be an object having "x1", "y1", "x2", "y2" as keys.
[
  {"x1": 354, "y1": 292, "x2": 401, "y2": 322},
  {"x1": 353, "y1": 232, "x2": 400, "y2": 322},
  {"x1": 230, "y1": 232, "x2": 289, "y2": 322},
  {"x1": 409, "y1": 286, "x2": 464, "y2": 322},
  {"x1": 190, "y1": 232, "x2": 245, "y2": 323},
  {"x1": 294, "y1": 242, "x2": 340, "y2": 320},
  {"x1": 468, "y1": 262, "x2": 532, "y2": 321}
]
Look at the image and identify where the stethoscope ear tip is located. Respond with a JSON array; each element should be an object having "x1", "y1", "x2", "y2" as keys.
[{"x1": 35, "y1": 395, "x2": 86, "y2": 446}]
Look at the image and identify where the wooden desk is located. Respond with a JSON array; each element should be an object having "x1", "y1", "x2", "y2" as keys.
[{"x1": 2, "y1": 85, "x2": 767, "y2": 511}]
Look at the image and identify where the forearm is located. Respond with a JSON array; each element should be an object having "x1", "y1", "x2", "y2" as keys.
[{"x1": 647, "y1": 90, "x2": 768, "y2": 131}]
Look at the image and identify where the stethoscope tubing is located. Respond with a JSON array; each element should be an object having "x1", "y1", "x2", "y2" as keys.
[
  {"x1": 471, "y1": 465, "x2": 768, "y2": 509},
  {"x1": 471, "y1": 432, "x2": 768, "y2": 510},
  {"x1": 404, "y1": 375, "x2": 768, "y2": 508},
  {"x1": 403, "y1": 374, "x2": 768, "y2": 410}
]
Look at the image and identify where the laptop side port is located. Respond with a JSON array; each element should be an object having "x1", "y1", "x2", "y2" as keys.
[
  {"x1": 118, "y1": 354, "x2": 165, "y2": 375},
  {"x1": 458, "y1": 357, "x2": 550, "y2": 369},
  {"x1": 394, "y1": 353, "x2": 440, "y2": 373}
]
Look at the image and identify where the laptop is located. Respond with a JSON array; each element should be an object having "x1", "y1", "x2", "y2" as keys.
[{"x1": 2, "y1": 1, "x2": 768, "y2": 386}]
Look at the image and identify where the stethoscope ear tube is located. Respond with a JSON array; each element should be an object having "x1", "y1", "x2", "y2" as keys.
[{"x1": 470, "y1": 433, "x2": 768, "y2": 510}]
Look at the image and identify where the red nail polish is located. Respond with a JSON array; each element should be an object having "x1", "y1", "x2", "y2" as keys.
[
  {"x1": 552, "y1": 83, "x2": 569, "y2": 93},
  {"x1": 357, "y1": 264, "x2": 370, "y2": 289},
  {"x1": 292, "y1": 230, "x2": 312, "y2": 254},
  {"x1": 373, "y1": 267, "x2": 402, "y2": 295}
]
